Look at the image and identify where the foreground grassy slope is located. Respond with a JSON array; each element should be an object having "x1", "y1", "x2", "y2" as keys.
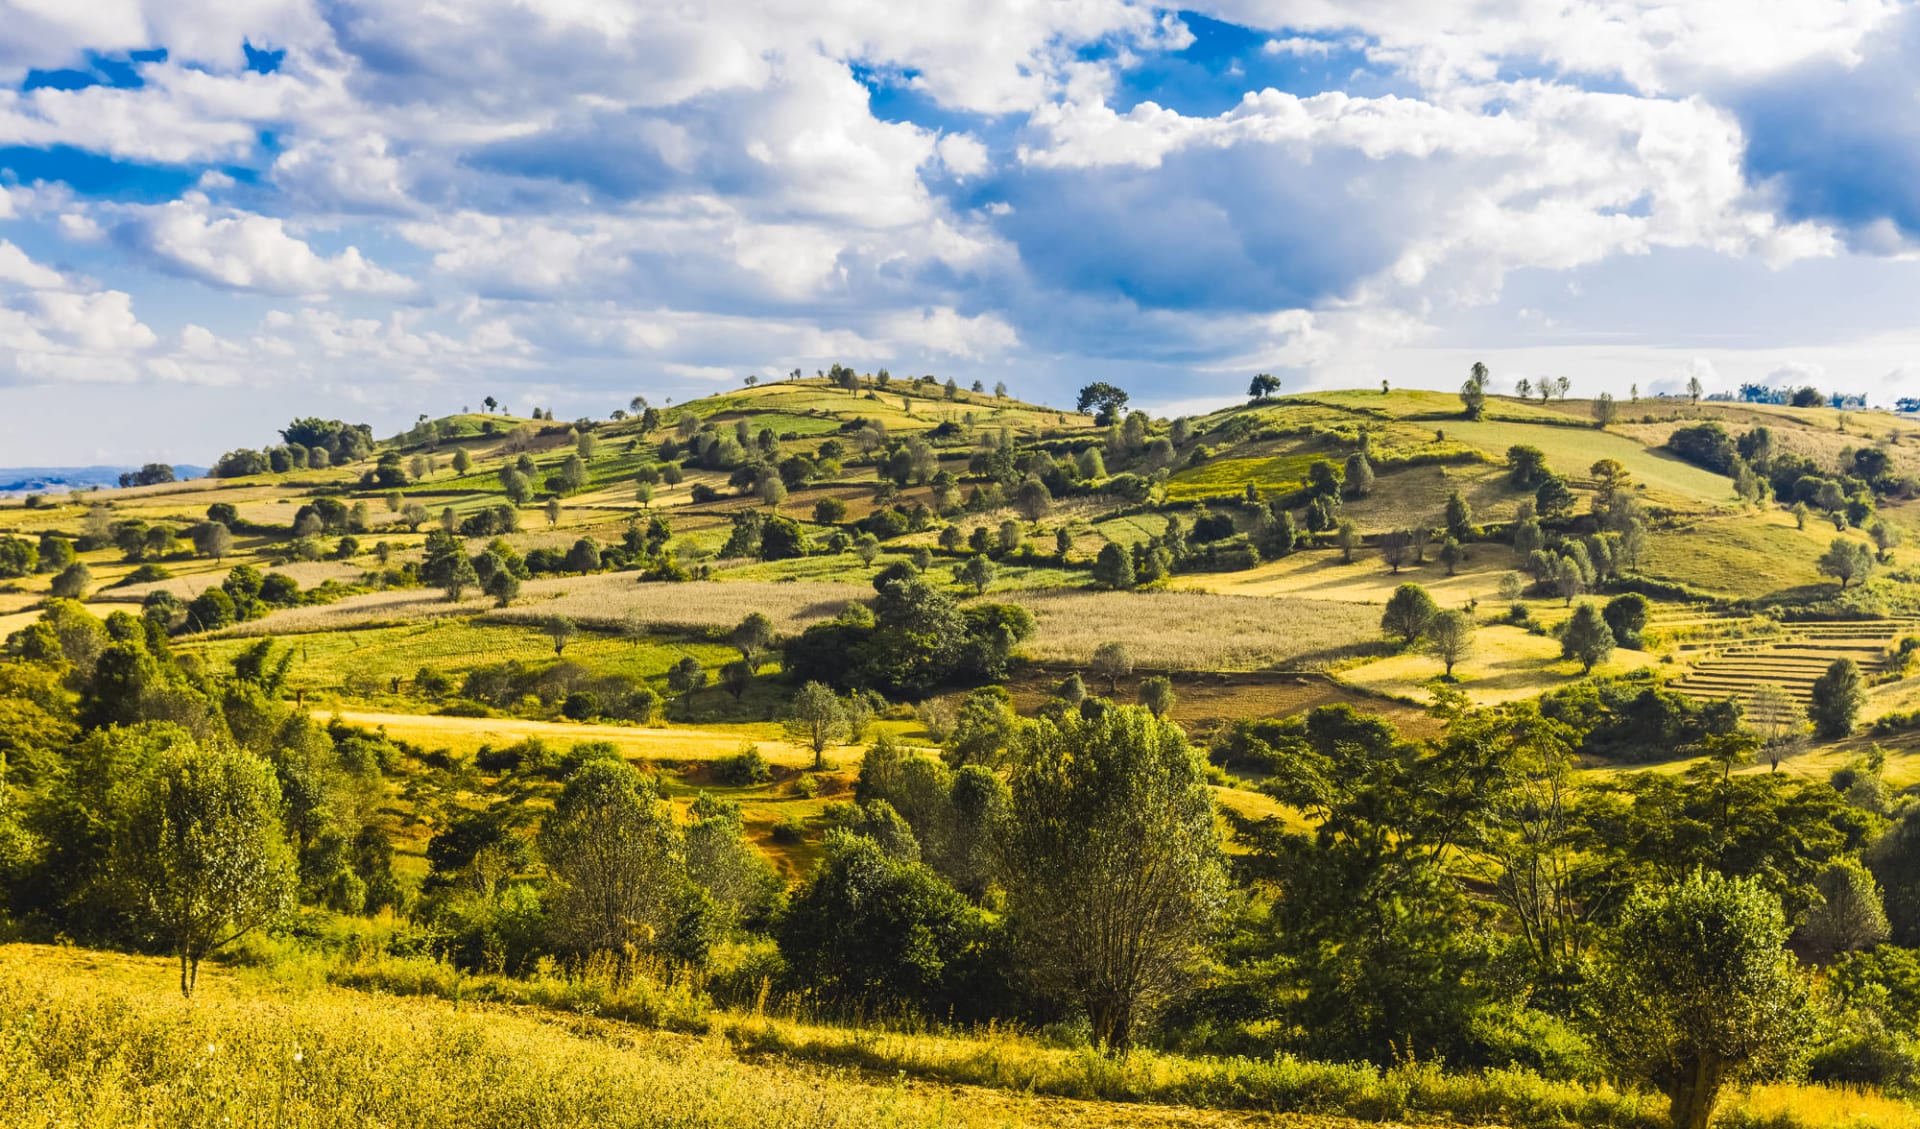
[{"x1": 5, "y1": 943, "x2": 1910, "y2": 1129}]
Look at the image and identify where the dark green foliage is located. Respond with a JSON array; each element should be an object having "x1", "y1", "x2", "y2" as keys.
[
  {"x1": 0, "y1": 536, "x2": 38, "y2": 578},
  {"x1": 1559, "y1": 602, "x2": 1613, "y2": 672},
  {"x1": 1586, "y1": 872, "x2": 1815, "y2": 1129},
  {"x1": 1602, "y1": 593, "x2": 1650, "y2": 648},
  {"x1": 1810, "y1": 658, "x2": 1867, "y2": 739},
  {"x1": 1381, "y1": 583, "x2": 1438, "y2": 646},
  {"x1": 1005, "y1": 706, "x2": 1227, "y2": 1050},
  {"x1": 778, "y1": 830, "x2": 1004, "y2": 1019},
  {"x1": 783, "y1": 577, "x2": 1033, "y2": 698},
  {"x1": 1665, "y1": 422, "x2": 1739, "y2": 474},
  {"x1": 1541, "y1": 674, "x2": 1743, "y2": 763}
]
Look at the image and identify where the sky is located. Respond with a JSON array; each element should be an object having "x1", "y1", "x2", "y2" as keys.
[{"x1": 3, "y1": 0, "x2": 1920, "y2": 465}]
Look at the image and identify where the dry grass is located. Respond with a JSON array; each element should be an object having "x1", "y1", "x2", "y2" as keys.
[
  {"x1": 0, "y1": 943, "x2": 1293, "y2": 1129},
  {"x1": 218, "y1": 575, "x2": 863, "y2": 638},
  {"x1": 1338, "y1": 623, "x2": 1663, "y2": 706},
  {"x1": 1007, "y1": 589, "x2": 1378, "y2": 671},
  {"x1": 1170, "y1": 546, "x2": 1525, "y2": 608},
  {"x1": 488, "y1": 575, "x2": 865, "y2": 635}
]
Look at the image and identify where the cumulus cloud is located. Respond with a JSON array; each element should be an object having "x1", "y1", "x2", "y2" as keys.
[
  {"x1": 117, "y1": 196, "x2": 414, "y2": 296},
  {"x1": 5, "y1": 0, "x2": 1920, "y2": 458}
]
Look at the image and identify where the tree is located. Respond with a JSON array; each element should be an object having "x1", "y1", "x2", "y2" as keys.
[
  {"x1": 1343, "y1": 451, "x2": 1374, "y2": 498},
  {"x1": 484, "y1": 567, "x2": 520, "y2": 607},
  {"x1": 117, "y1": 742, "x2": 297, "y2": 997},
  {"x1": 1744, "y1": 684, "x2": 1807, "y2": 771},
  {"x1": 1535, "y1": 475, "x2": 1575, "y2": 520},
  {"x1": 451, "y1": 448, "x2": 472, "y2": 475},
  {"x1": 1590, "y1": 458, "x2": 1632, "y2": 513},
  {"x1": 190, "y1": 521, "x2": 233, "y2": 561},
  {"x1": 1014, "y1": 476, "x2": 1052, "y2": 522},
  {"x1": 1139, "y1": 675, "x2": 1175, "y2": 717},
  {"x1": 1443, "y1": 489, "x2": 1476, "y2": 540},
  {"x1": 731, "y1": 612, "x2": 775, "y2": 672},
  {"x1": 540, "y1": 758, "x2": 685, "y2": 956},
  {"x1": 779, "y1": 830, "x2": 991, "y2": 1015},
  {"x1": 1585, "y1": 872, "x2": 1815, "y2": 1129},
  {"x1": 1560, "y1": 601, "x2": 1614, "y2": 672},
  {"x1": 1507, "y1": 444, "x2": 1550, "y2": 488},
  {"x1": 1373, "y1": 585, "x2": 1436, "y2": 649},
  {"x1": 1380, "y1": 529, "x2": 1412, "y2": 573},
  {"x1": 1334, "y1": 518, "x2": 1361, "y2": 563},
  {"x1": 1092, "y1": 542, "x2": 1135, "y2": 590},
  {"x1": 1005, "y1": 707, "x2": 1227, "y2": 1050},
  {"x1": 1075, "y1": 382, "x2": 1130, "y2": 425},
  {"x1": 786, "y1": 681, "x2": 848, "y2": 770},
  {"x1": 1248, "y1": 372, "x2": 1281, "y2": 401},
  {"x1": 1796, "y1": 860, "x2": 1890, "y2": 962},
  {"x1": 50, "y1": 561, "x2": 92, "y2": 599},
  {"x1": 1817, "y1": 537, "x2": 1874, "y2": 589},
  {"x1": 1592, "y1": 391, "x2": 1616, "y2": 427},
  {"x1": 957, "y1": 554, "x2": 996, "y2": 595},
  {"x1": 1869, "y1": 518, "x2": 1902, "y2": 559},
  {"x1": 1688, "y1": 373, "x2": 1705, "y2": 403},
  {"x1": 1603, "y1": 592, "x2": 1650, "y2": 648},
  {"x1": 713, "y1": 658, "x2": 750, "y2": 700},
  {"x1": 545, "y1": 498, "x2": 562, "y2": 526},
  {"x1": 1091, "y1": 641, "x2": 1132, "y2": 694},
  {"x1": 1424, "y1": 609, "x2": 1475, "y2": 677},
  {"x1": 545, "y1": 616, "x2": 578, "y2": 656},
  {"x1": 1810, "y1": 658, "x2": 1866, "y2": 739},
  {"x1": 668, "y1": 656, "x2": 706, "y2": 718},
  {"x1": 1460, "y1": 361, "x2": 1488, "y2": 420},
  {"x1": 441, "y1": 551, "x2": 478, "y2": 602}
]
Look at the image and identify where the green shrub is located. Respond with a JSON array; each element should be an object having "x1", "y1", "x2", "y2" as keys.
[{"x1": 716, "y1": 745, "x2": 772, "y2": 786}]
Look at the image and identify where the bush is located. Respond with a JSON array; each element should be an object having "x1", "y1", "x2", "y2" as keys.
[{"x1": 716, "y1": 745, "x2": 773, "y2": 785}]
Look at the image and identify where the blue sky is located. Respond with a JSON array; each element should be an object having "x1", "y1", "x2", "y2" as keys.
[{"x1": 2, "y1": 1, "x2": 1919, "y2": 464}]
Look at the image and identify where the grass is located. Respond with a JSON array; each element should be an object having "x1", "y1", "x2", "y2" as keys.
[
  {"x1": 184, "y1": 618, "x2": 739, "y2": 697},
  {"x1": 1338, "y1": 623, "x2": 1662, "y2": 706},
  {"x1": 212, "y1": 575, "x2": 862, "y2": 638},
  {"x1": 1006, "y1": 588, "x2": 1379, "y2": 671},
  {"x1": 0, "y1": 944, "x2": 1166, "y2": 1129},
  {"x1": 6, "y1": 943, "x2": 1905, "y2": 1129},
  {"x1": 1638, "y1": 511, "x2": 1865, "y2": 599},
  {"x1": 1167, "y1": 453, "x2": 1317, "y2": 501},
  {"x1": 1171, "y1": 545, "x2": 1528, "y2": 608}
]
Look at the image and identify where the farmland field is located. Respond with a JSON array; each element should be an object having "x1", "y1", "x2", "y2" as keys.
[{"x1": 1008, "y1": 588, "x2": 1381, "y2": 670}]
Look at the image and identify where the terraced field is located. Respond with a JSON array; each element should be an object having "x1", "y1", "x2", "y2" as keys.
[{"x1": 1669, "y1": 617, "x2": 1920, "y2": 704}]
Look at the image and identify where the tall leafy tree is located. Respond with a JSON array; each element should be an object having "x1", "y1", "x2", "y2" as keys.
[
  {"x1": 1585, "y1": 871, "x2": 1815, "y2": 1129},
  {"x1": 1004, "y1": 706, "x2": 1227, "y2": 1050},
  {"x1": 539, "y1": 758, "x2": 686, "y2": 957},
  {"x1": 1810, "y1": 658, "x2": 1867, "y2": 739},
  {"x1": 116, "y1": 741, "x2": 297, "y2": 997}
]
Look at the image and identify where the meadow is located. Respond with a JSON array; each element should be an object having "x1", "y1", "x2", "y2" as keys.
[
  {"x1": 1008, "y1": 589, "x2": 1382, "y2": 671},
  {"x1": 6, "y1": 944, "x2": 1912, "y2": 1129}
]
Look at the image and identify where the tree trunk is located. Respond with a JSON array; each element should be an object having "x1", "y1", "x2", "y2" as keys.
[
  {"x1": 179, "y1": 948, "x2": 192, "y2": 998},
  {"x1": 1666, "y1": 1057, "x2": 1723, "y2": 1129},
  {"x1": 1086, "y1": 995, "x2": 1134, "y2": 1054}
]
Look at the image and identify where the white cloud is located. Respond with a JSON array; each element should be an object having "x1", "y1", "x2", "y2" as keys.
[
  {"x1": 119, "y1": 196, "x2": 414, "y2": 296},
  {"x1": 0, "y1": 240, "x2": 68, "y2": 290}
]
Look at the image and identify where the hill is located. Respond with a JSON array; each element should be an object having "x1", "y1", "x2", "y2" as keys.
[{"x1": 5, "y1": 374, "x2": 1920, "y2": 1129}]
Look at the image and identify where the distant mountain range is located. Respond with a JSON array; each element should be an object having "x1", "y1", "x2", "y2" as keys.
[{"x1": 0, "y1": 466, "x2": 207, "y2": 496}]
